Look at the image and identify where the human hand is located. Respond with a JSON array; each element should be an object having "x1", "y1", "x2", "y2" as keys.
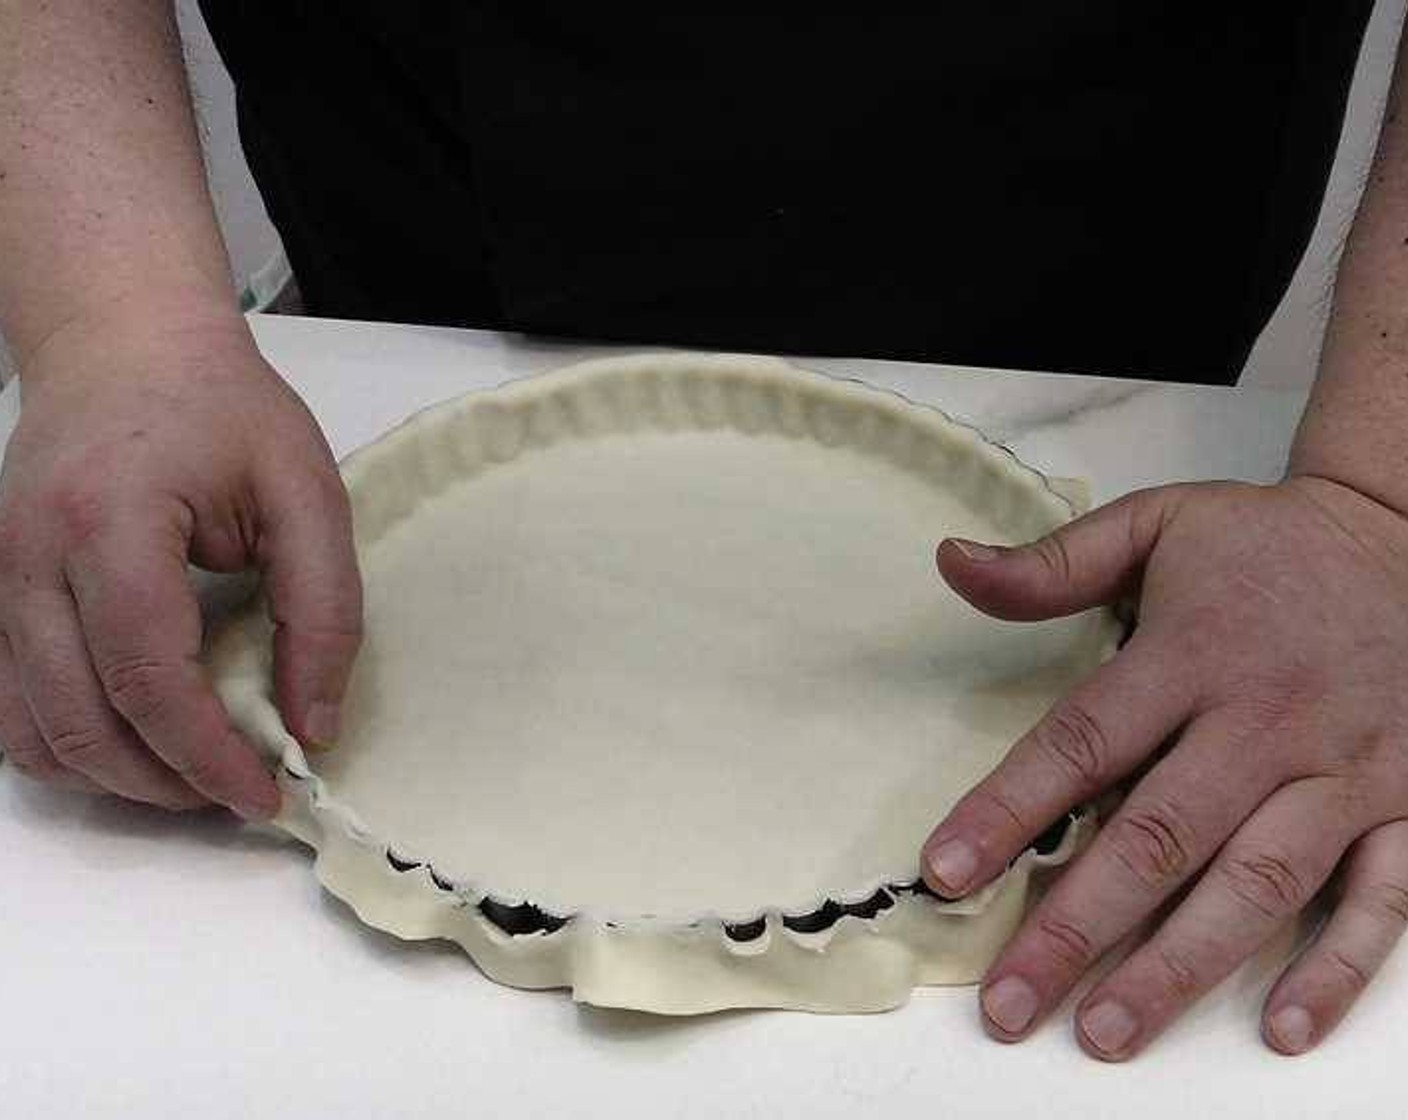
[
  {"x1": 0, "y1": 310, "x2": 361, "y2": 818},
  {"x1": 922, "y1": 477, "x2": 1408, "y2": 1059}
]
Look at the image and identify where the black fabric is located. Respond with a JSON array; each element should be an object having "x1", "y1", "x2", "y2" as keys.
[{"x1": 198, "y1": 3, "x2": 1374, "y2": 384}]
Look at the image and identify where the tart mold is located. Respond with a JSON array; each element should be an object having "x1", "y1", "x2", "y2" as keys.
[{"x1": 208, "y1": 353, "x2": 1118, "y2": 1014}]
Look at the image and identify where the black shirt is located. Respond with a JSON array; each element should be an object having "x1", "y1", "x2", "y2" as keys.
[{"x1": 199, "y1": 4, "x2": 1373, "y2": 383}]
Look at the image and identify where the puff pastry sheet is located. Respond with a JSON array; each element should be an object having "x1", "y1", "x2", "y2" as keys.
[{"x1": 209, "y1": 353, "x2": 1119, "y2": 1013}]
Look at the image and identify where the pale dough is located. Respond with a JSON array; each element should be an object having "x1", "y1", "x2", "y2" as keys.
[{"x1": 209, "y1": 353, "x2": 1119, "y2": 1013}]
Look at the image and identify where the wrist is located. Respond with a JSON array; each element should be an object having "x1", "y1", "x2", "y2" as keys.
[
  {"x1": 16, "y1": 288, "x2": 256, "y2": 388},
  {"x1": 1284, "y1": 451, "x2": 1408, "y2": 520},
  {"x1": 1287, "y1": 368, "x2": 1408, "y2": 517}
]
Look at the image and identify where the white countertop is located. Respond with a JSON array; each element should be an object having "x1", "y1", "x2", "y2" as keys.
[{"x1": 0, "y1": 315, "x2": 1394, "y2": 1119}]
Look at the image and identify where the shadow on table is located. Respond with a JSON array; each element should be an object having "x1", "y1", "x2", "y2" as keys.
[
  {"x1": 2, "y1": 770, "x2": 292, "y2": 864},
  {"x1": 575, "y1": 1003, "x2": 762, "y2": 1043}
]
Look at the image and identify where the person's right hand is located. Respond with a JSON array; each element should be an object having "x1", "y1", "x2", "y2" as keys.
[{"x1": 0, "y1": 309, "x2": 362, "y2": 819}]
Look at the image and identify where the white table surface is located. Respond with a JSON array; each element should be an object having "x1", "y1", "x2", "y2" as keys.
[{"x1": 1, "y1": 315, "x2": 1394, "y2": 1119}]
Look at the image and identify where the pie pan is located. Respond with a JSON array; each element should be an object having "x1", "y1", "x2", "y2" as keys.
[{"x1": 208, "y1": 353, "x2": 1119, "y2": 1013}]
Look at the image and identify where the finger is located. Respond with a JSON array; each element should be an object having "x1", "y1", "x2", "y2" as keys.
[
  {"x1": 937, "y1": 485, "x2": 1191, "y2": 622},
  {"x1": 1074, "y1": 778, "x2": 1357, "y2": 1062},
  {"x1": 0, "y1": 631, "x2": 100, "y2": 790},
  {"x1": 973, "y1": 707, "x2": 1280, "y2": 1041},
  {"x1": 255, "y1": 464, "x2": 362, "y2": 748},
  {"x1": 1262, "y1": 817, "x2": 1408, "y2": 1056},
  {"x1": 66, "y1": 526, "x2": 279, "y2": 820},
  {"x1": 922, "y1": 631, "x2": 1195, "y2": 898},
  {"x1": 7, "y1": 590, "x2": 206, "y2": 809}
]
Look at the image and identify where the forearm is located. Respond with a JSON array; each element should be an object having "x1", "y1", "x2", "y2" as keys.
[
  {"x1": 1290, "y1": 32, "x2": 1408, "y2": 512},
  {"x1": 0, "y1": 0, "x2": 242, "y2": 369}
]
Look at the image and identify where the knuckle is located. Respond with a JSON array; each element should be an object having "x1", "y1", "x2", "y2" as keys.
[
  {"x1": 966, "y1": 784, "x2": 1030, "y2": 837},
  {"x1": 1222, "y1": 666, "x2": 1324, "y2": 733},
  {"x1": 1354, "y1": 880, "x2": 1408, "y2": 927},
  {"x1": 1261, "y1": 661, "x2": 1331, "y2": 710},
  {"x1": 1033, "y1": 700, "x2": 1110, "y2": 789},
  {"x1": 87, "y1": 567, "x2": 164, "y2": 625},
  {"x1": 289, "y1": 462, "x2": 353, "y2": 521},
  {"x1": 317, "y1": 467, "x2": 354, "y2": 515},
  {"x1": 50, "y1": 483, "x2": 112, "y2": 547},
  {"x1": 1033, "y1": 910, "x2": 1097, "y2": 971},
  {"x1": 0, "y1": 513, "x2": 25, "y2": 572},
  {"x1": 1320, "y1": 769, "x2": 1377, "y2": 816},
  {"x1": 1125, "y1": 489, "x2": 1168, "y2": 555},
  {"x1": 97, "y1": 655, "x2": 172, "y2": 724},
  {"x1": 45, "y1": 723, "x2": 113, "y2": 768},
  {"x1": 313, "y1": 613, "x2": 364, "y2": 644},
  {"x1": 0, "y1": 513, "x2": 45, "y2": 593},
  {"x1": 278, "y1": 610, "x2": 365, "y2": 653},
  {"x1": 1108, "y1": 800, "x2": 1194, "y2": 890},
  {"x1": 1152, "y1": 943, "x2": 1202, "y2": 999},
  {"x1": 1226, "y1": 693, "x2": 1295, "y2": 734},
  {"x1": 1324, "y1": 948, "x2": 1371, "y2": 994},
  {"x1": 291, "y1": 466, "x2": 344, "y2": 517},
  {"x1": 1216, "y1": 849, "x2": 1309, "y2": 920},
  {"x1": 1031, "y1": 532, "x2": 1074, "y2": 588}
]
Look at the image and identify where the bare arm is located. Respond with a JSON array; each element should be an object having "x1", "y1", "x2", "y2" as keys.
[
  {"x1": 0, "y1": 1, "x2": 361, "y2": 818},
  {"x1": 0, "y1": 0, "x2": 239, "y2": 363},
  {"x1": 1291, "y1": 31, "x2": 1408, "y2": 504}
]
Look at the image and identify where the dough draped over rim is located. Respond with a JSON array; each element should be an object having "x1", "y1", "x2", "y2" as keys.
[{"x1": 208, "y1": 353, "x2": 1119, "y2": 1014}]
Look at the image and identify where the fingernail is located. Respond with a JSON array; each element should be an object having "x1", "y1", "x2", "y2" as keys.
[
  {"x1": 950, "y1": 539, "x2": 1002, "y2": 563},
  {"x1": 983, "y1": 975, "x2": 1040, "y2": 1034},
  {"x1": 1080, "y1": 1001, "x2": 1139, "y2": 1057},
  {"x1": 1268, "y1": 1006, "x2": 1314, "y2": 1055},
  {"x1": 927, "y1": 838, "x2": 979, "y2": 895},
  {"x1": 305, "y1": 701, "x2": 341, "y2": 748}
]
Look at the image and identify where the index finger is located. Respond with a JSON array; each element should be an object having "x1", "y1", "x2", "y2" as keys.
[
  {"x1": 255, "y1": 463, "x2": 363, "y2": 748},
  {"x1": 921, "y1": 633, "x2": 1193, "y2": 897},
  {"x1": 66, "y1": 522, "x2": 280, "y2": 820}
]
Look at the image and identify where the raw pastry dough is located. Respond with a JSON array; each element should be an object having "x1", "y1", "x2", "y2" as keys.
[{"x1": 208, "y1": 353, "x2": 1119, "y2": 1013}]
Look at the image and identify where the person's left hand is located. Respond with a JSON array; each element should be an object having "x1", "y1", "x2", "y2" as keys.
[{"x1": 921, "y1": 475, "x2": 1408, "y2": 1060}]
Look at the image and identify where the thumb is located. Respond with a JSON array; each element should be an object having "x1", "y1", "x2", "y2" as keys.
[
  {"x1": 936, "y1": 485, "x2": 1183, "y2": 621},
  {"x1": 257, "y1": 464, "x2": 364, "y2": 748}
]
